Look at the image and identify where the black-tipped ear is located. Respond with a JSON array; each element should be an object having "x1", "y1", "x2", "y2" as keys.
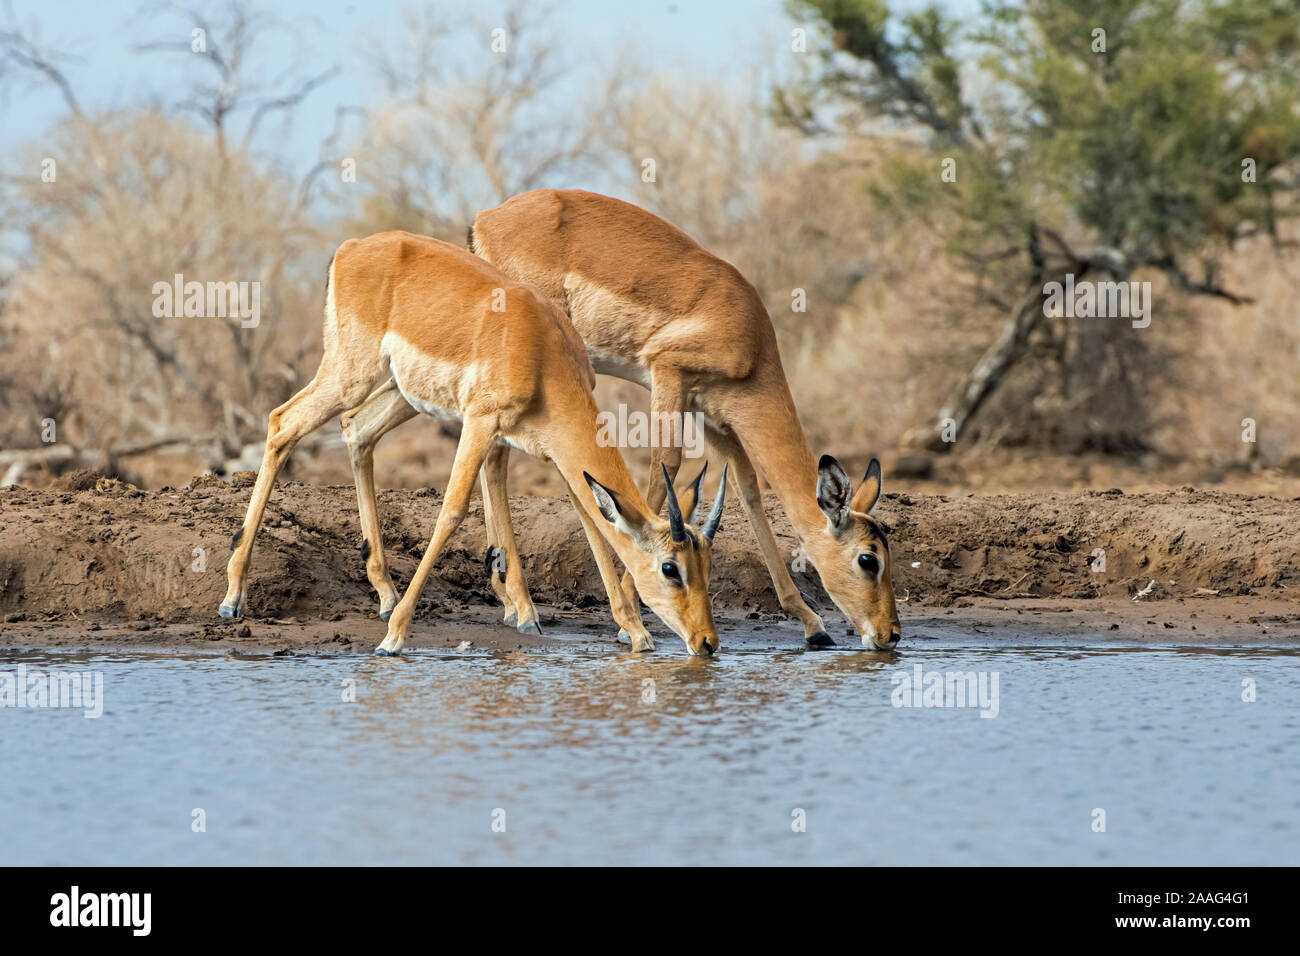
[
  {"x1": 584, "y1": 471, "x2": 647, "y2": 541},
  {"x1": 852, "y1": 458, "x2": 883, "y2": 515},
  {"x1": 817, "y1": 454, "x2": 852, "y2": 531},
  {"x1": 584, "y1": 471, "x2": 622, "y2": 526}
]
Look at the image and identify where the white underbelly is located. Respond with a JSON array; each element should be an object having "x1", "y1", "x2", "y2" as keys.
[
  {"x1": 392, "y1": 387, "x2": 526, "y2": 452},
  {"x1": 384, "y1": 351, "x2": 527, "y2": 455},
  {"x1": 588, "y1": 347, "x2": 651, "y2": 389},
  {"x1": 400, "y1": 388, "x2": 462, "y2": 427},
  {"x1": 383, "y1": 343, "x2": 462, "y2": 424}
]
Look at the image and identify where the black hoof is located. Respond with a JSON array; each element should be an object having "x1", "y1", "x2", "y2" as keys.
[
  {"x1": 379, "y1": 608, "x2": 393, "y2": 622},
  {"x1": 218, "y1": 604, "x2": 242, "y2": 620},
  {"x1": 372, "y1": 647, "x2": 399, "y2": 657},
  {"x1": 807, "y1": 631, "x2": 836, "y2": 647},
  {"x1": 616, "y1": 629, "x2": 631, "y2": 645},
  {"x1": 503, "y1": 612, "x2": 518, "y2": 628},
  {"x1": 517, "y1": 619, "x2": 541, "y2": 636}
]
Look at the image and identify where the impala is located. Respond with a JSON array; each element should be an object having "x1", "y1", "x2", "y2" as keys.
[
  {"x1": 343, "y1": 190, "x2": 901, "y2": 651},
  {"x1": 219, "y1": 231, "x2": 728, "y2": 657}
]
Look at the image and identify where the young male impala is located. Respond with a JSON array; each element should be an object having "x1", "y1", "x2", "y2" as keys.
[
  {"x1": 219, "y1": 231, "x2": 728, "y2": 657},
  {"x1": 344, "y1": 190, "x2": 901, "y2": 651}
]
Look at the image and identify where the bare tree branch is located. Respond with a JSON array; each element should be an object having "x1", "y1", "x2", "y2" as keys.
[
  {"x1": 0, "y1": 13, "x2": 84, "y2": 117},
  {"x1": 1147, "y1": 256, "x2": 1255, "y2": 305}
]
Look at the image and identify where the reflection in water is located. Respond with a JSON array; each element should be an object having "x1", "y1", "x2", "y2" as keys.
[{"x1": 1, "y1": 638, "x2": 1297, "y2": 865}]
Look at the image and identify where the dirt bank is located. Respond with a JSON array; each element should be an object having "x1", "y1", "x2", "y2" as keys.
[{"x1": 1, "y1": 474, "x2": 1298, "y2": 652}]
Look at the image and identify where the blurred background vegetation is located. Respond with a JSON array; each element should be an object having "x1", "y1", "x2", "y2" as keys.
[{"x1": 1, "y1": 0, "x2": 1298, "y2": 495}]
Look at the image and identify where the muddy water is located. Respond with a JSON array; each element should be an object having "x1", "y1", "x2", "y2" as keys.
[{"x1": 2, "y1": 634, "x2": 1297, "y2": 865}]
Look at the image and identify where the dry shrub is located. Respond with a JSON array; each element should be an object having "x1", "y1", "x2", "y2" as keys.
[
  {"x1": 1162, "y1": 236, "x2": 1300, "y2": 465},
  {"x1": 0, "y1": 110, "x2": 327, "y2": 462}
]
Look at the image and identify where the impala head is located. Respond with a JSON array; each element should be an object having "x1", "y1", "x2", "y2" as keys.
[
  {"x1": 806, "y1": 456, "x2": 900, "y2": 650},
  {"x1": 584, "y1": 462, "x2": 728, "y2": 656}
]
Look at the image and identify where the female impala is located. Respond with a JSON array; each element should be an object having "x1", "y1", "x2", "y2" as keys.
[
  {"x1": 343, "y1": 191, "x2": 900, "y2": 650},
  {"x1": 220, "y1": 231, "x2": 728, "y2": 657}
]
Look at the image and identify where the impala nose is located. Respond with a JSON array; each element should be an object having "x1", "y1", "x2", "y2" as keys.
[
  {"x1": 864, "y1": 625, "x2": 901, "y2": 650},
  {"x1": 693, "y1": 637, "x2": 716, "y2": 657}
]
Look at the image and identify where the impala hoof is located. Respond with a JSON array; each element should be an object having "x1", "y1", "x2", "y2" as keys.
[
  {"x1": 219, "y1": 603, "x2": 242, "y2": 620},
  {"x1": 372, "y1": 647, "x2": 399, "y2": 657},
  {"x1": 517, "y1": 619, "x2": 541, "y2": 636},
  {"x1": 807, "y1": 631, "x2": 836, "y2": 647},
  {"x1": 379, "y1": 609, "x2": 392, "y2": 622},
  {"x1": 504, "y1": 612, "x2": 518, "y2": 627},
  {"x1": 617, "y1": 629, "x2": 654, "y2": 652}
]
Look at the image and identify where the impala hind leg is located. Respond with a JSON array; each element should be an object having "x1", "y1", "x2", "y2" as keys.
[
  {"x1": 619, "y1": 366, "x2": 688, "y2": 611},
  {"x1": 479, "y1": 442, "x2": 541, "y2": 634},
  {"x1": 222, "y1": 369, "x2": 376, "y2": 619},
  {"x1": 342, "y1": 378, "x2": 418, "y2": 620},
  {"x1": 560, "y1": 478, "x2": 655, "y2": 652},
  {"x1": 703, "y1": 421, "x2": 832, "y2": 646},
  {"x1": 374, "y1": 417, "x2": 496, "y2": 656}
]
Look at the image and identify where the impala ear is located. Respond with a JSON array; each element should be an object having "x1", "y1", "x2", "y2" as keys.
[
  {"x1": 816, "y1": 454, "x2": 852, "y2": 533},
  {"x1": 852, "y1": 458, "x2": 883, "y2": 515},
  {"x1": 584, "y1": 472, "x2": 649, "y2": 542}
]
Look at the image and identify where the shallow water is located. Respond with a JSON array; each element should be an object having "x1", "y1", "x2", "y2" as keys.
[{"x1": 2, "y1": 632, "x2": 1297, "y2": 865}]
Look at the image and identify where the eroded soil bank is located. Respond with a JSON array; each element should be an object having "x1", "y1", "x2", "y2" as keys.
[{"x1": 2, "y1": 474, "x2": 1297, "y2": 652}]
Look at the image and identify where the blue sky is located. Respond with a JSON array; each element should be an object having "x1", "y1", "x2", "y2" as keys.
[
  {"x1": 1, "y1": 1, "x2": 788, "y2": 173},
  {"x1": 1, "y1": 0, "x2": 979, "y2": 183}
]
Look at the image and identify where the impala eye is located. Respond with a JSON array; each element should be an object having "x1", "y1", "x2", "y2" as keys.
[
  {"x1": 661, "y1": 561, "x2": 681, "y2": 581},
  {"x1": 858, "y1": 553, "x2": 881, "y2": 576}
]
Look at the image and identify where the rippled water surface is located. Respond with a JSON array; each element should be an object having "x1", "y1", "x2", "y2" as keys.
[{"x1": 2, "y1": 634, "x2": 1297, "y2": 865}]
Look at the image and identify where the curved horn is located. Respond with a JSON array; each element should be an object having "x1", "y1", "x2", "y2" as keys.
[
  {"x1": 701, "y1": 462, "x2": 728, "y2": 542},
  {"x1": 685, "y1": 461, "x2": 709, "y2": 525},
  {"x1": 662, "y1": 464, "x2": 687, "y2": 544}
]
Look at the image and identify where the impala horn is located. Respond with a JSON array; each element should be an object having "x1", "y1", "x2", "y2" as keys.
[
  {"x1": 701, "y1": 463, "x2": 728, "y2": 542},
  {"x1": 662, "y1": 464, "x2": 688, "y2": 544}
]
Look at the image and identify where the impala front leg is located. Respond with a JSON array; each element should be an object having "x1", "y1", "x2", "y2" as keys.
[
  {"x1": 375, "y1": 417, "x2": 495, "y2": 656},
  {"x1": 703, "y1": 421, "x2": 831, "y2": 645},
  {"x1": 562, "y1": 478, "x2": 655, "y2": 652}
]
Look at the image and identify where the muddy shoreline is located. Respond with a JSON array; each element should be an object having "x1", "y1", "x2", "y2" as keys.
[{"x1": 2, "y1": 477, "x2": 1298, "y2": 652}]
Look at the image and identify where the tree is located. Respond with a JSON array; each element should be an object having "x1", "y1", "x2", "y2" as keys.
[
  {"x1": 348, "y1": 0, "x2": 602, "y2": 239},
  {"x1": 781, "y1": 0, "x2": 1300, "y2": 453},
  {"x1": 0, "y1": 2, "x2": 337, "y2": 481}
]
